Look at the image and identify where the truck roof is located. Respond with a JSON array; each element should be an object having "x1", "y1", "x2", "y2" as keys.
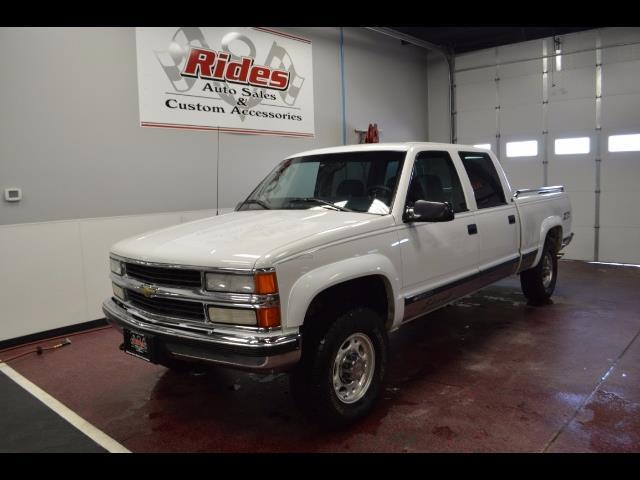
[{"x1": 287, "y1": 142, "x2": 489, "y2": 159}]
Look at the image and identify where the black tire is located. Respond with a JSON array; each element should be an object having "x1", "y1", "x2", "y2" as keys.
[
  {"x1": 290, "y1": 306, "x2": 388, "y2": 429},
  {"x1": 520, "y1": 238, "x2": 558, "y2": 304}
]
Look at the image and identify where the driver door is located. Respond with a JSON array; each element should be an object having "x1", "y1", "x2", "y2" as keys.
[{"x1": 398, "y1": 150, "x2": 481, "y2": 321}]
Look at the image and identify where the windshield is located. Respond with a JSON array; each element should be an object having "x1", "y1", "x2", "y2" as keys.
[{"x1": 238, "y1": 151, "x2": 406, "y2": 215}]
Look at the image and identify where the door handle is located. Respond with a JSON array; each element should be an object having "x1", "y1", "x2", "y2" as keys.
[
  {"x1": 508, "y1": 215, "x2": 516, "y2": 224},
  {"x1": 467, "y1": 224, "x2": 478, "y2": 235}
]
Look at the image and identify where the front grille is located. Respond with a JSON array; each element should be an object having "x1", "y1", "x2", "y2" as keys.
[
  {"x1": 125, "y1": 263, "x2": 202, "y2": 288},
  {"x1": 127, "y1": 289, "x2": 205, "y2": 321}
]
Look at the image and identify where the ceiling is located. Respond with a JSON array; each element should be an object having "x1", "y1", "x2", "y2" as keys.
[{"x1": 390, "y1": 27, "x2": 599, "y2": 54}]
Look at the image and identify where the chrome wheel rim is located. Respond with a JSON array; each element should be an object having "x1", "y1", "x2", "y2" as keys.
[
  {"x1": 542, "y1": 251, "x2": 554, "y2": 288},
  {"x1": 332, "y1": 333, "x2": 375, "y2": 404}
]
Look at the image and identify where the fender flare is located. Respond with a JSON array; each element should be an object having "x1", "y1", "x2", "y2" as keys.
[
  {"x1": 532, "y1": 216, "x2": 563, "y2": 266},
  {"x1": 283, "y1": 253, "x2": 402, "y2": 330}
]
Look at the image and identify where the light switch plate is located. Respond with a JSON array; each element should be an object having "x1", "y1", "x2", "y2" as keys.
[{"x1": 4, "y1": 188, "x2": 22, "y2": 202}]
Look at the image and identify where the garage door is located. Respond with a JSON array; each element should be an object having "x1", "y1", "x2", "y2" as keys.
[{"x1": 454, "y1": 27, "x2": 640, "y2": 263}]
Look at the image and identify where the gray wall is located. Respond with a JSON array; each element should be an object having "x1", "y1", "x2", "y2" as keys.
[
  {"x1": 0, "y1": 27, "x2": 428, "y2": 226},
  {"x1": 426, "y1": 51, "x2": 450, "y2": 143}
]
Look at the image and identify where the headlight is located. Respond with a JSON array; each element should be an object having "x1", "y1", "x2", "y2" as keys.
[
  {"x1": 208, "y1": 307, "x2": 257, "y2": 325},
  {"x1": 205, "y1": 273, "x2": 255, "y2": 293},
  {"x1": 205, "y1": 271, "x2": 278, "y2": 294},
  {"x1": 110, "y1": 258, "x2": 123, "y2": 275}
]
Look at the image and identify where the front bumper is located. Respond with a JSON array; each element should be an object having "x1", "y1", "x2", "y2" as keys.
[{"x1": 102, "y1": 298, "x2": 301, "y2": 372}]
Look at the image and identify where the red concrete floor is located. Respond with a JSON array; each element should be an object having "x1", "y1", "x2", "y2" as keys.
[{"x1": 3, "y1": 259, "x2": 640, "y2": 452}]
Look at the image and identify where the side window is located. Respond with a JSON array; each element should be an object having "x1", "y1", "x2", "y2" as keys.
[
  {"x1": 458, "y1": 151, "x2": 507, "y2": 209},
  {"x1": 406, "y1": 151, "x2": 467, "y2": 213}
]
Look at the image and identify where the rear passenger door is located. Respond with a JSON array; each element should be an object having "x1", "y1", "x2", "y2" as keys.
[{"x1": 457, "y1": 151, "x2": 520, "y2": 277}]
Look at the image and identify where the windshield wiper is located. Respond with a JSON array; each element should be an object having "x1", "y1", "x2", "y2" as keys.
[
  {"x1": 288, "y1": 197, "x2": 352, "y2": 212},
  {"x1": 241, "y1": 199, "x2": 271, "y2": 210}
]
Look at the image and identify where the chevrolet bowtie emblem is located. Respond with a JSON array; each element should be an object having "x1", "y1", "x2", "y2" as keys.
[{"x1": 140, "y1": 285, "x2": 157, "y2": 298}]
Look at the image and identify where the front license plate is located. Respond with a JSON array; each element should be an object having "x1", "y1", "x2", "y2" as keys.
[{"x1": 124, "y1": 329, "x2": 153, "y2": 362}]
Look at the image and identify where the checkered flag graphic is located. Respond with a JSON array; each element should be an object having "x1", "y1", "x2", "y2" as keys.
[
  {"x1": 154, "y1": 27, "x2": 210, "y2": 92},
  {"x1": 264, "y1": 41, "x2": 305, "y2": 106}
]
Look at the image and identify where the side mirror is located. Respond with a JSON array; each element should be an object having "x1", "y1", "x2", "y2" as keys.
[{"x1": 404, "y1": 200, "x2": 454, "y2": 223}]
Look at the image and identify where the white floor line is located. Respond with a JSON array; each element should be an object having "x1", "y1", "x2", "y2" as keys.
[{"x1": 0, "y1": 362, "x2": 130, "y2": 453}]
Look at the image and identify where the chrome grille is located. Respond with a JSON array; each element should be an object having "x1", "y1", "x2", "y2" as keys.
[
  {"x1": 125, "y1": 263, "x2": 202, "y2": 288},
  {"x1": 126, "y1": 289, "x2": 205, "y2": 321}
]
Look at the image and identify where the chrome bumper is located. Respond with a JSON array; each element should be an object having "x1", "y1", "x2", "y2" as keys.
[{"x1": 102, "y1": 298, "x2": 301, "y2": 372}]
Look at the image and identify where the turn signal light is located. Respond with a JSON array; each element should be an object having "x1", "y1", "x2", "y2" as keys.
[
  {"x1": 254, "y1": 271, "x2": 278, "y2": 294},
  {"x1": 257, "y1": 306, "x2": 281, "y2": 328}
]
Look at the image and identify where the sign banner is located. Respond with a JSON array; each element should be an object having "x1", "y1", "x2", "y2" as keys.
[{"x1": 136, "y1": 27, "x2": 314, "y2": 137}]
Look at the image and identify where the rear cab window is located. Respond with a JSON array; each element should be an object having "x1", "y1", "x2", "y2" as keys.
[{"x1": 458, "y1": 151, "x2": 507, "y2": 209}]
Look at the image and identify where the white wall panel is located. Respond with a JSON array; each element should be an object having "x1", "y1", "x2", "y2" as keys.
[
  {"x1": 0, "y1": 208, "x2": 228, "y2": 341},
  {"x1": 457, "y1": 109, "x2": 496, "y2": 141},
  {"x1": 547, "y1": 99, "x2": 596, "y2": 132},
  {"x1": 601, "y1": 94, "x2": 640, "y2": 131},
  {"x1": 562, "y1": 226, "x2": 595, "y2": 261},
  {"x1": 499, "y1": 105, "x2": 542, "y2": 136},
  {"x1": 499, "y1": 59, "x2": 542, "y2": 79},
  {"x1": 601, "y1": 150, "x2": 640, "y2": 193},
  {"x1": 0, "y1": 222, "x2": 87, "y2": 341},
  {"x1": 599, "y1": 228, "x2": 640, "y2": 264},
  {"x1": 456, "y1": 81, "x2": 496, "y2": 112},
  {"x1": 500, "y1": 75, "x2": 542, "y2": 106},
  {"x1": 456, "y1": 66, "x2": 495, "y2": 85},
  {"x1": 600, "y1": 191, "x2": 640, "y2": 229},
  {"x1": 548, "y1": 68, "x2": 596, "y2": 101},
  {"x1": 602, "y1": 61, "x2": 640, "y2": 96}
]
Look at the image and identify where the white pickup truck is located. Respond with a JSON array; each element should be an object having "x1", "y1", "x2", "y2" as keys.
[{"x1": 103, "y1": 142, "x2": 573, "y2": 427}]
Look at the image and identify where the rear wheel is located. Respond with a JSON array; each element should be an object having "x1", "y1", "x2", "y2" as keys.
[
  {"x1": 290, "y1": 306, "x2": 388, "y2": 429},
  {"x1": 520, "y1": 238, "x2": 558, "y2": 303}
]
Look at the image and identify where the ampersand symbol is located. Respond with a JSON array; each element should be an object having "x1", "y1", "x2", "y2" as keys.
[{"x1": 237, "y1": 97, "x2": 247, "y2": 106}]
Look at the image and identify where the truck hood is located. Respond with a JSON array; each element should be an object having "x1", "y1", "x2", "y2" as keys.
[{"x1": 111, "y1": 209, "x2": 392, "y2": 269}]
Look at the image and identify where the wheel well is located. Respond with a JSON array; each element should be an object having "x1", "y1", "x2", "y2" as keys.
[
  {"x1": 546, "y1": 226, "x2": 563, "y2": 253},
  {"x1": 303, "y1": 275, "x2": 393, "y2": 336}
]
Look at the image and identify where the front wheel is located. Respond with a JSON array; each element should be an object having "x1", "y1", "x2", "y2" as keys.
[
  {"x1": 520, "y1": 240, "x2": 558, "y2": 304},
  {"x1": 290, "y1": 307, "x2": 388, "y2": 429}
]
